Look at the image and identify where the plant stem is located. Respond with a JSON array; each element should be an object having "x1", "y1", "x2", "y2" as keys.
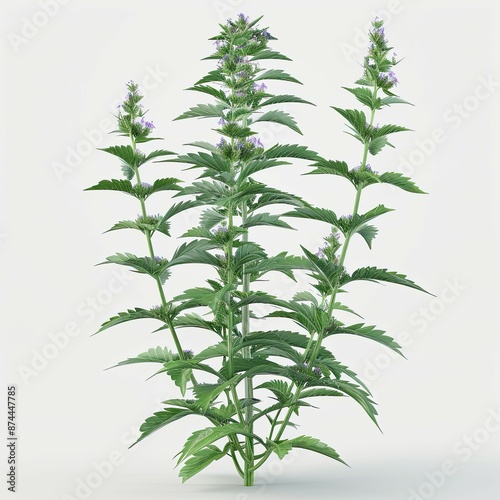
[
  {"x1": 130, "y1": 135, "x2": 192, "y2": 375},
  {"x1": 241, "y1": 201, "x2": 254, "y2": 486},
  {"x1": 263, "y1": 88, "x2": 381, "y2": 457}
]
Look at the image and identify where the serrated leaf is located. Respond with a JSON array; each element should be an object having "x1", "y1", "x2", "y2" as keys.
[
  {"x1": 255, "y1": 69, "x2": 302, "y2": 84},
  {"x1": 84, "y1": 179, "x2": 134, "y2": 196},
  {"x1": 179, "y1": 444, "x2": 229, "y2": 483},
  {"x1": 243, "y1": 212, "x2": 293, "y2": 229},
  {"x1": 260, "y1": 94, "x2": 314, "y2": 107},
  {"x1": 377, "y1": 172, "x2": 426, "y2": 193},
  {"x1": 109, "y1": 347, "x2": 174, "y2": 369},
  {"x1": 187, "y1": 85, "x2": 229, "y2": 103},
  {"x1": 192, "y1": 377, "x2": 239, "y2": 409},
  {"x1": 95, "y1": 307, "x2": 159, "y2": 334},
  {"x1": 380, "y1": 95, "x2": 413, "y2": 107},
  {"x1": 343, "y1": 87, "x2": 379, "y2": 109},
  {"x1": 342, "y1": 266, "x2": 430, "y2": 294},
  {"x1": 283, "y1": 206, "x2": 340, "y2": 226},
  {"x1": 177, "y1": 424, "x2": 248, "y2": 464},
  {"x1": 250, "y1": 49, "x2": 292, "y2": 61},
  {"x1": 99, "y1": 145, "x2": 137, "y2": 167},
  {"x1": 175, "y1": 103, "x2": 227, "y2": 121},
  {"x1": 299, "y1": 388, "x2": 345, "y2": 399},
  {"x1": 255, "y1": 380, "x2": 292, "y2": 404},
  {"x1": 254, "y1": 110, "x2": 302, "y2": 134},
  {"x1": 263, "y1": 144, "x2": 320, "y2": 161},
  {"x1": 325, "y1": 322, "x2": 403, "y2": 356},
  {"x1": 356, "y1": 224, "x2": 378, "y2": 248},
  {"x1": 332, "y1": 107, "x2": 368, "y2": 142},
  {"x1": 195, "y1": 69, "x2": 225, "y2": 85},
  {"x1": 131, "y1": 408, "x2": 194, "y2": 447},
  {"x1": 280, "y1": 436, "x2": 346, "y2": 464}
]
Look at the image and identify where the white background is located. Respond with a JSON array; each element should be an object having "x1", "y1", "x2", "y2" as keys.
[{"x1": 2, "y1": 1, "x2": 500, "y2": 499}]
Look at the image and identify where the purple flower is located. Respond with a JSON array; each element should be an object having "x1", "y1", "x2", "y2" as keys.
[
  {"x1": 249, "y1": 136, "x2": 264, "y2": 148},
  {"x1": 153, "y1": 255, "x2": 164, "y2": 262},
  {"x1": 216, "y1": 137, "x2": 227, "y2": 149},
  {"x1": 312, "y1": 367, "x2": 322, "y2": 377},
  {"x1": 238, "y1": 13, "x2": 249, "y2": 23},
  {"x1": 211, "y1": 225, "x2": 229, "y2": 235},
  {"x1": 379, "y1": 70, "x2": 398, "y2": 86},
  {"x1": 261, "y1": 29, "x2": 271, "y2": 40},
  {"x1": 217, "y1": 117, "x2": 227, "y2": 126},
  {"x1": 253, "y1": 82, "x2": 267, "y2": 92},
  {"x1": 141, "y1": 182, "x2": 152, "y2": 188},
  {"x1": 315, "y1": 247, "x2": 326, "y2": 259},
  {"x1": 234, "y1": 90, "x2": 246, "y2": 98}
]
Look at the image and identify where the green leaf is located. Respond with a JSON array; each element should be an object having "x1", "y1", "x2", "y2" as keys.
[
  {"x1": 260, "y1": 94, "x2": 314, "y2": 107},
  {"x1": 177, "y1": 424, "x2": 248, "y2": 464},
  {"x1": 179, "y1": 444, "x2": 229, "y2": 483},
  {"x1": 380, "y1": 95, "x2": 413, "y2": 107},
  {"x1": 193, "y1": 342, "x2": 229, "y2": 361},
  {"x1": 342, "y1": 87, "x2": 379, "y2": 109},
  {"x1": 377, "y1": 172, "x2": 426, "y2": 193},
  {"x1": 307, "y1": 159, "x2": 353, "y2": 184},
  {"x1": 84, "y1": 179, "x2": 134, "y2": 196},
  {"x1": 158, "y1": 200, "x2": 201, "y2": 227},
  {"x1": 263, "y1": 143, "x2": 320, "y2": 161},
  {"x1": 254, "y1": 110, "x2": 302, "y2": 134},
  {"x1": 195, "y1": 69, "x2": 225, "y2": 85},
  {"x1": 99, "y1": 145, "x2": 137, "y2": 167},
  {"x1": 250, "y1": 49, "x2": 292, "y2": 61},
  {"x1": 255, "y1": 380, "x2": 292, "y2": 404},
  {"x1": 268, "y1": 439, "x2": 294, "y2": 459},
  {"x1": 255, "y1": 69, "x2": 302, "y2": 84},
  {"x1": 356, "y1": 224, "x2": 378, "y2": 248},
  {"x1": 283, "y1": 206, "x2": 340, "y2": 226},
  {"x1": 174, "y1": 313, "x2": 222, "y2": 336},
  {"x1": 238, "y1": 158, "x2": 291, "y2": 182},
  {"x1": 95, "y1": 307, "x2": 159, "y2": 334},
  {"x1": 332, "y1": 107, "x2": 368, "y2": 142},
  {"x1": 175, "y1": 103, "x2": 227, "y2": 121},
  {"x1": 187, "y1": 85, "x2": 229, "y2": 103},
  {"x1": 99, "y1": 253, "x2": 170, "y2": 284},
  {"x1": 131, "y1": 408, "x2": 194, "y2": 447},
  {"x1": 109, "y1": 347, "x2": 174, "y2": 369},
  {"x1": 368, "y1": 136, "x2": 391, "y2": 156},
  {"x1": 325, "y1": 322, "x2": 403, "y2": 356},
  {"x1": 280, "y1": 436, "x2": 346, "y2": 464},
  {"x1": 243, "y1": 212, "x2": 293, "y2": 229},
  {"x1": 342, "y1": 266, "x2": 430, "y2": 294},
  {"x1": 299, "y1": 388, "x2": 345, "y2": 399},
  {"x1": 192, "y1": 377, "x2": 239, "y2": 409},
  {"x1": 141, "y1": 149, "x2": 177, "y2": 165}
]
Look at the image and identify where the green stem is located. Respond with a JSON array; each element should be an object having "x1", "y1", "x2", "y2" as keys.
[
  {"x1": 129, "y1": 134, "x2": 196, "y2": 385},
  {"x1": 241, "y1": 201, "x2": 255, "y2": 486},
  {"x1": 268, "y1": 88, "x2": 381, "y2": 452}
]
